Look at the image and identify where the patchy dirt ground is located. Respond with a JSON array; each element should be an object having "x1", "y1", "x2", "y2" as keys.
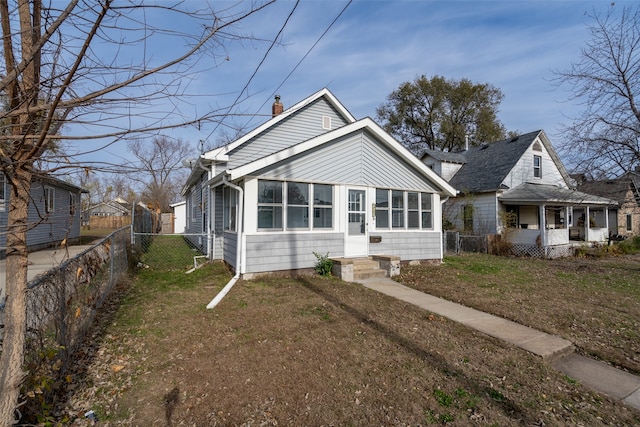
[{"x1": 58, "y1": 252, "x2": 640, "y2": 426}]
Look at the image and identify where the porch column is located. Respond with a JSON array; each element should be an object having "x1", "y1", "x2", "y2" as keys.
[
  {"x1": 585, "y1": 206, "x2": 590, "y2": 242},
  {"x1": 539, "y1": 204, "x2": 547, "y2": 250},
  {"x1": 604, "y1": 206, "x2": 609, "y2": 238}
]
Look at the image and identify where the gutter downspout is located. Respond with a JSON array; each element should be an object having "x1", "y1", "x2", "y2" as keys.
[
  {"x1": 440, "y1": 195, "x2": 450, "y2": 259},
  {"x1": 207, "y1": 175, "x2": 243, "y2": 309}
]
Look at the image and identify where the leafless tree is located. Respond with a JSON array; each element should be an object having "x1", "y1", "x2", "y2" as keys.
[
  {"x1": 127, "y1": 136, "x2": 191, "y2": 212},
  {"x1": 555, "y1": 5, "x2": 640, "y2": 178},
  {"x1": 0, "y1": 1, "x2": 276, "y2": 423}
]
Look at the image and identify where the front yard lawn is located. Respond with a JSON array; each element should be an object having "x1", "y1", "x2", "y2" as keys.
[{"x1": 61, "y1": 249, "x2": 640, "y2": 425}]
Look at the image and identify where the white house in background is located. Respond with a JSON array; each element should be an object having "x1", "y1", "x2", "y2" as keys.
[
  {"x1": 422, "y1": 130, "x2": 617, "y2": 257},
  {"x1": 170, "y1": 201, "x2": 186, "y2": 234},
  {"x1": 182, "y1": 89, "x2": 457, "y2": 278}
]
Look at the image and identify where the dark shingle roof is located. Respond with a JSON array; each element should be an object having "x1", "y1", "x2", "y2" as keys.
[
  {"x1": 448, "y1": 130, "x2": 543, "y2": 193},
  {"x1": 578, "y1": 171, "x2": 640, "y2": 206}
]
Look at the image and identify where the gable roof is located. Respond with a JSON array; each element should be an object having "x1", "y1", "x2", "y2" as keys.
[
  {"x1": 429, "y1": 130, "x2": 573, "y2": 193},
  {"x1": 213, "y1": 117, "x2": 457, "y2": 197},
  {"x1": 420, "y1": 148, "x2": 467, "y2": 164},
  {"x1": 203, "y1": 88, "x2": 356, "y2": 163},
  {"x1": 36, "y1": 174, "x2": 88, "y2": 194}
]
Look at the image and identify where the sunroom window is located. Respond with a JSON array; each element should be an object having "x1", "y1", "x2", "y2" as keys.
[
  {"x1": 375, "y1": 189, "x2": 433, "y2": 230},
  {"x1": 258, "y1": 180, "x2": 333, "y2": 231},
  {"x1": 287, "y1": 182, "x2": 309, "y2": 229},
  {"x1": 421, "y1": 193, "x2": 432, "y2": 229},
  {"x1": 313, "y1": 184, "x2": 333, "y2": 228},
  {"x1": 375, "y1": 189, "x2": 389, "y2": 228},
  {"x1": 257, "y1": 180, "x2": 283, "y2": 230},
  {"x1": 391, "y1": 190, "x2": 404, "y2": 228}
]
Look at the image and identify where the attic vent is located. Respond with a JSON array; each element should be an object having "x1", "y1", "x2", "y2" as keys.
[
  {"x1": 322, "y1": 115, "x2": 332, "y2": 130},
  {"x1": 533, "y1": 141, "x2": 542, "y2": 151},
  {"x1": 510, "y1": 136, "x2": 518, "y2": 142},
  {"x1": 480, "y1": 142, "x2": 489, "y2": 149}
]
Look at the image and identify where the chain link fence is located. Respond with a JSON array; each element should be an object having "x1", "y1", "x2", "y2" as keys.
[
  {"x1": 132, "y1": 233, "x2": 210, "y2": 271},
  {"x1": 0, "y1": 227, "x2": 131, "y2": 422}
]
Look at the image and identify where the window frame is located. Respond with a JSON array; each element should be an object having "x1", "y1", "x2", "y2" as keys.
[
  {"x1": 286, "y1": 181, "x2": 310, "y2": 229},
  {"x1": 201, "y1": 187, "x2": 208, "y2": 233},
  {"x1": 69, "y1": 192, "x2": 77, "y2": 216},
  {"x1": 626, "y1": 213, "x2": 632, "y2": 232},
  {"x1": 421, "y1": 192, "x2": 433, "y2": 229},
  {"x1": 44, "y1": 186, "x2": 55, "y2": 214},
  {"x1": 312, "y1": 183, "x2": 333, "y2": 229},
  {"x1": 191, "y1": 190, "x2": 198, "y2": 222},
  {"x1": 223, "y1": 186, "x2": 237, "y2": 232},
  {"x1": 257, "y1": 180, "x2": 284, "y2": 231},
  {"x1": 463, "y1": 204, "x2": 474, "y2": 233},
  {"x1": 533, "y1": 155, "x2": 542, "y2": 178},
  {"x1": 0, "y1": 173, "x2": 5, "y2": 212}
]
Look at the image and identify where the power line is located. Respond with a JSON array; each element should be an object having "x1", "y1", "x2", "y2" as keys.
[
  {"x1": 255, "y1": 0, "x2": 352, "y2": 117},
  {"x1": 203, "y1": 1, "x2": 301, "y2": 143},
  {"x1": 204, "y1": 0, "x2": 353, "y2": 145}
]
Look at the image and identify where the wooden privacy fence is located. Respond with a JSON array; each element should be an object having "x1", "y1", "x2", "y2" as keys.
[{"x1": 84, "y1": 215, "x2": 131, "y2": 230}]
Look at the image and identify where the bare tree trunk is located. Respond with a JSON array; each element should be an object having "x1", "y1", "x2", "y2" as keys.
[{"x1": 0, "y1": 168, "x2": 32, "y2": 425}]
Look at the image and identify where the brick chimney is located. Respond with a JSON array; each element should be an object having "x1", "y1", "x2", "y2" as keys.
[{"x1": 272, "y1": 95, "x2": 283, "y2": 117}]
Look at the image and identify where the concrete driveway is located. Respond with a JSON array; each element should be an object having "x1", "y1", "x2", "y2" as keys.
[{"x1": 0, "y1": 244, "x2": 96, "y2": 303}]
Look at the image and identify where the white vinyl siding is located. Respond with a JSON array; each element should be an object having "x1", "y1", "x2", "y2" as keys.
[
  {"x1": 369, "y1": 231, "x2": 442, "y2": 261},
  {"x1": 503, "y1": 138, "x2": 567, "y2": 189},
  {"x1": 244, "y1": 233, "x2": 344, "y2": 273},
  {"x1": 228, "y1": 98, "x2": 349, "y2": 169},
  {"x1": 257, "y1": 130, "x2": 438, "y2": 192}
]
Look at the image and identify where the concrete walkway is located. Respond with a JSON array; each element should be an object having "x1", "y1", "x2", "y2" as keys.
[{"x1": 356, "y1": 277, "x2": 640, "y2": 412}]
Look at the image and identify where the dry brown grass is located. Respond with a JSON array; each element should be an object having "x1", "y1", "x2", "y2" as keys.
[{"x1": 58, "y1": 249, "x2": 640, "y2": 426}]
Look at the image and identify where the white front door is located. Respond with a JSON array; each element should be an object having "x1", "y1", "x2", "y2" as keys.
[{"x1": 345, "y1": 188, "x2": 368, "y2": 257}]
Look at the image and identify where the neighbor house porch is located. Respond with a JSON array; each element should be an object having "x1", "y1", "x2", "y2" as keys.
[{"x1": 499, "y1": 183, "x2": 615, "y2": 258}]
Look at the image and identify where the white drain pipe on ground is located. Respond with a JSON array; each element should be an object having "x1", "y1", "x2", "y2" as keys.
[{"x1": 206, "y1": 175, "x2": 243, "y2": 309}]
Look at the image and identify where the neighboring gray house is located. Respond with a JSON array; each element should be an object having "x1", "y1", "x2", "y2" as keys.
[
  {"x1": 82, "y1": 198, "x2": 130, "y2": 219},
  {"x1": 182, "y1": 88, "x2": 457, "y2": 278},
  {"x1": 422, "y1": 130, "x2": 617, "y2": 257},
  {"x1": 0, "y1": 173, "x2": 86, "y2": 256}
]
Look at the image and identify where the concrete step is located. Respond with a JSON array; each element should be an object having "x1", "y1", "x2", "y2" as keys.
[
  {"x1": 353, "y1": 268, "x2": 387, "y2": 280},
  {"x1": 352, "y1": 259, "x2": 381, "y2": 270}
]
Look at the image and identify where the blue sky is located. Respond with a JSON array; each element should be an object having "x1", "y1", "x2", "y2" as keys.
[{"x1": 70, "y1": 0, "x2": 630, "y2": 169}]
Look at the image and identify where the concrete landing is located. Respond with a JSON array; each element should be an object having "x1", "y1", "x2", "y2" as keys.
[{"x1": 356, "y1": 277, "x2": 640, "y2": 412}]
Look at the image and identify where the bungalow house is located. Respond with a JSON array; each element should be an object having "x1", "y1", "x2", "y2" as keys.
[
  {"x1": 421, "y1": 130, "x2": 617, "y2": 258},
  {"x1": 182, "y1": 89, "x2": 457, "y2": 279},
  {"x1": 0, "y1": 173, "x2": 86, "y2": 257},
  {"x1": 575, "y1": 170, "x2": 640, "y2": 238}
]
